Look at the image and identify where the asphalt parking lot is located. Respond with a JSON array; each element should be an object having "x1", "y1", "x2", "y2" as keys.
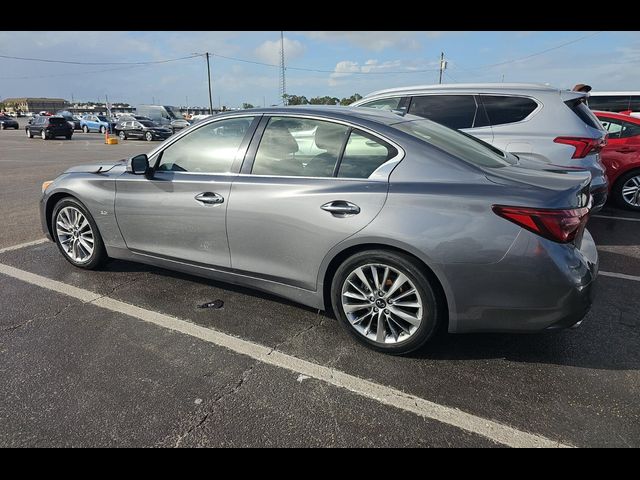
[{"x1": 0, "y1": 120, "x2": 638, "y2": 447}]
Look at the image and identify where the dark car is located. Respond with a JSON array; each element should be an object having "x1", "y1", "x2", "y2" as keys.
[
  {"x1": 56, "y1": 111, "x2": 82, "y2": 130},
  {"x1": 26, "y1": 116, "x2": 73, "y2": 140},
  {"x1": 0, "y1": 115, "x2": 19, "y2": 130},
  {"x1": 117, "y1": 119, "x2": 173, "y2": 141}
]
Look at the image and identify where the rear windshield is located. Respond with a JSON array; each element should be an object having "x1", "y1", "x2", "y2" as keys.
[
  {"x1": 49, "y1": 118, "x2": 67, "y2": 125},
  {"x1": 565, "y1": 99, "x2": 602, "y2": 129},
  {"x1": 392, "y1": 118, "x2": 515, "y2": 168}
]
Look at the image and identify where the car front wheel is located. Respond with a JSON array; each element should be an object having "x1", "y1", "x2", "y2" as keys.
[
  {"x1": 331, "y1": 250, "x2": 441, "y2": 355},
  {"x1": 82, "y1": 125, "x2": 89, "y2": 133},
  {"x1": 119, "y1": 131, "x2": 127, "y2": 140},
  {"x1": 26, "y1": 128, "x2": 33, "y2": 138},
  {"x1": 100, "y1": 126, "x2": 106, "y2": 134},
  {"x1": 41, "y1": 130, "x2": 47, "y2": 140},
  {"x1": 52, "y1": 198, "x2": 107, "y2": 269},
  {"x1": 145, "y1": 132, "x2": 153, "y2": 141}
]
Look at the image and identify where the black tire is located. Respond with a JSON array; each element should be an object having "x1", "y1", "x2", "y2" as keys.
[
  {"x1": 1, "y1": 124, "x2": 5, "y2": 130},
  {"x1": 52, "y1": 197, "x2": 108, "y2": 270},
  {"x1": 145, "y1": 131, "x2": 153, "y2": 141},
  {"x1": 100, "y1": 126, "x2": 106, "y2": 134},
  {"x1": 14, "y1": 125, "x2": 19, "y2": 130},
  {"x1": 41, "y1": 130, "x2": 47, "y2": 140},
  {"x1": 119, "y1": 131, "x2": 127, "y2": 140},
  {"x1": 330, "y1": 249, "x2": 441, "y2": 355},
  {"x1": 613, "y1": 169, "x2": 640, "y2": 211},
  {"x1": 26, "y1": 128, "x2": 33, "y2": 138},
  {"x1": 82, "y1": 125, "x2": 89, "y2": 133},
  {"x1": 65, "y1": 134, "x2": 72, "y2": 140}
]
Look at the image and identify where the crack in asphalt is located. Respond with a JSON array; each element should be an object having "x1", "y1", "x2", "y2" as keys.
[
  {"x1": 172, "y1": 361, "x2": 258, "y2": 448},
  {"x1": 0, "y1": 300, "x2": 77, "y2": 335},
  {"x1": 267, "y1": 310, "x2": 327, "y2": 355}
]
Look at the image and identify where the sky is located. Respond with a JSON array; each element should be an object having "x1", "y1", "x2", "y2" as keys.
[{"x1": 1, "y1": 31, "x2": 639, "y2": 108}]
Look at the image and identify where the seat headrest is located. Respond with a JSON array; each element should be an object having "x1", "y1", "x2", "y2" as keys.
[
  {"x1": 314, "y1": 123, "x2": 347, "y2": 151},
  {"x1": 259, "y1": 121, "x2": 299, "y2": 157}
]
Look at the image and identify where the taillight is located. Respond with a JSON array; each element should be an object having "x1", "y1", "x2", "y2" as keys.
[
  {"x1": 492, "y1": 205, "x2": 590, "y2": 243},
  {"x1": 554, "y1": 136, "x2": 606, "y2": 159}
]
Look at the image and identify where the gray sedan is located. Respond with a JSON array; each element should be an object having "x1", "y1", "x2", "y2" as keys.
[{"x1": 39, "y1": 107, "x2": 598, "y2": 354}]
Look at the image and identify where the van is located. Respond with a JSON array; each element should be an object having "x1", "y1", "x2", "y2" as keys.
[{"x1": 135, "y1": 105, "x2": 190, "y2": 132}]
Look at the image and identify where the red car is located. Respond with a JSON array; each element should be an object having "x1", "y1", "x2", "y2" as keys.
[{"x1": 594, "y1": 111, "x2": 640, "y2": 211}]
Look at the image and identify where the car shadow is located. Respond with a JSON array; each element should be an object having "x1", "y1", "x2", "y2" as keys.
[{"x1": 99, "y1": 258, "x2": 639, "y2": 372}]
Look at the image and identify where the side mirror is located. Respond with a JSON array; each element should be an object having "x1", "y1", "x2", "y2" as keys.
[{"x1": 127, "y1": 154, "x2": 149, "y2": 175}]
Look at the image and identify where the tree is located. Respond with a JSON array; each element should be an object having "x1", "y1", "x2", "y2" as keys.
[
  {"x1": 283, "y1": 94, "x2": 309, "y2": 106},
  {"x1": 340, "y1": 93, "x2": 363, "y2": 106},
  {"x1": 309, "y1": 96, "x2": 340, "y2": 105},
  {"x1": 242, "y1": 103, "x2": 255, "y2": 109}
]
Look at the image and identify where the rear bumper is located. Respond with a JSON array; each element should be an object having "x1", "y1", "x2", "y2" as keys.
[{"x1": 443, "y1": 229, "x2": 598, "y2": 334}]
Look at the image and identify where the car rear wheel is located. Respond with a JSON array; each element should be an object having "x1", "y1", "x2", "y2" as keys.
[
  {"x1": 26, "y1": 128, "x2": 33, "y2": 138},
  {"x1": 65, "y1": 134, "x2": 72, "y2": 140},
  {"x1": 1, "y1": 124, "x2": 5, "y2": 130},
  {"x1": 52, "y1": 198, "x2": 107, "y2": 269},
  {"x1": 119, "y1": 131, "x2": 127, "y2": 140},
  {"x1": 41, "y1": 130, "x2": 47, "y2": 140},
  {"x1": 100, "y1": 126, "x2": 106, "y2": 134},
  {"x1": 615, "y1": 169, "x2": 640, "y2": 211},
  {"x1": 145, "y1": 132, "x2": 153, "y2": 141},
  {"x1": 82, "y1": 125, "x2": 89, "y2": 133},
  {"x1": 331, "y1": 250, "x2": 441, "y2": 355}
]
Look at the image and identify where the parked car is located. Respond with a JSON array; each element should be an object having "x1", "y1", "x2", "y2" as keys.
[
  {"x1": 56, "y1": 111, "x2": 82, "y2": 130},
  {"x1": 80, "y1": 114, "x2": 115, "y2": 134},
  {"x1": 136, "y1": 105, "x2": 190, "y2": 132},
  {"x1": 116, "y1": 119, "x2": 173, "y2": 141},
  {"x1": 40, "y1": 107, "x2": 597, "y2": 354},
  {"x1": 594, "y1": 110, "x2": 640, "y2": 210},
  {"x1": 352, "y1": 83, "x2": 609, "y2": 211},
  {"x1": 26, "y1": 115, "x2": 73, "y2": 140},
  {"x1": 588, "y1": 92, "x2": 640, "y2": 118},
  {"x1": 0, "y1": 115, "x2": 19, "y2": 130}
]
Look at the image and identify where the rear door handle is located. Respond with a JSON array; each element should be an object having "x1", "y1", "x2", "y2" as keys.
[
  {"x1": 195, "y1": 192, "x2": 224, "y2": 205},
  {"x1": 321, "y1": 201, "x2": 361, "y2": 217}
]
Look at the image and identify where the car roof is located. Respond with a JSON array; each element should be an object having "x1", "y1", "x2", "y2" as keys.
[
  {"x1": 215, "y1": 105, "x2": 411, "y2": 126},
  {"x1": 361, "y1": 82, "x2": 573, "y2": 98},
  {"x1": 593, "y1": 110, "x2": 640, "y2": 123}
]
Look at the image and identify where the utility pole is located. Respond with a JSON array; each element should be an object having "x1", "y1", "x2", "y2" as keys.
[
  {"x1": 279, "y1": 31, "x2": 287, "y2": 105},
  {"x1": 438, "y1": 52, "x2": 447, "y2": 85},
  {"x1": 206, "y1": 52, "x2": 213, "y2": 115}
]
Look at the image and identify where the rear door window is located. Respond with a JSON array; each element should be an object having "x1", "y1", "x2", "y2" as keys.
[
  {"x1": 358, "y1": 97, "x2": 402, "y2": 111},
  {"x1": 621, "y1": 121, "x2": 640, "y2": 139},
  {"x1": 407, "y1": 95, "x2": 477, "y2": 129},
  {"x1": 337, "y1": 130, "x2": 397, "y2": 179},
  {"x1": 480, "y1": 95, "x2": 538, "y2": 126},
  {"x1": 600, "y1": 117, "x2": 624, "y2": 139}
]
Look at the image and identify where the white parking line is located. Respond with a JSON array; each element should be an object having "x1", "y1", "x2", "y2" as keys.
[
  {"x1": 592, "y1": 214, "x2": 640, "y2": 222},
  {"x1": 600, "y1": 271, "x2": 640, "y2": 282},
  {"x1": 0, "y1": 260, "x2": 571, "y2": 448},
  {"x1": 0, "y1": 238, "x2": 48, "y2": 254}
]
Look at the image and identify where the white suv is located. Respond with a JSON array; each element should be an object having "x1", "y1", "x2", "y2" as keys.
[{"x1": 352, "y1": 83, "x2": 609, "y2": 210}]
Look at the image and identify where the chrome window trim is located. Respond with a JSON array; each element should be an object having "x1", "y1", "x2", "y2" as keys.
[{"x1": 243, "y1": 113, "x2": 406, "y2": 182}]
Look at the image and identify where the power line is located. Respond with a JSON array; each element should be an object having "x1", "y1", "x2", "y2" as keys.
[{"x1": 0, "y1": 52, "x2": 202, "y2": 66}]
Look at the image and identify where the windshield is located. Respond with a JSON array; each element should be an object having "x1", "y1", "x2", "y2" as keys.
[
  {"x1": 97, "y1": 116, "x2": 109, "y2": 122},
  {"x1": 392, "y1": 118, "x2": 516, "y2": 168},
  {"x1": 164, "y1": 106, "x2": 181, "y2": 120}
]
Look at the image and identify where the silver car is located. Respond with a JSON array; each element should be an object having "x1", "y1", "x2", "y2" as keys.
[
  {"x1": 40, "y1": 107, "x2": 598, "y2": 355},
  {"x1": 352, "y1": 83, "x2": 609, "y2": 211}
]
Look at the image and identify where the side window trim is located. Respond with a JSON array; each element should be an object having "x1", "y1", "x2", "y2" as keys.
[
  {"x1": 240, "y1": 114, "x2": 404, "y2": 181},
  {"x1": 331, "y1": 127, "x2": 353, "y2": 177}
]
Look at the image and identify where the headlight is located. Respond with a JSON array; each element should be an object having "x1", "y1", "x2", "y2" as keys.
[{"x1": 42, "y1": 180, "x2": 54, "y2": 193}]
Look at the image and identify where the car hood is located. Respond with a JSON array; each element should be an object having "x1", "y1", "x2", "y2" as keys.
[{"x1": 64, "y1": 159, "x2": 127, "y2": 174}]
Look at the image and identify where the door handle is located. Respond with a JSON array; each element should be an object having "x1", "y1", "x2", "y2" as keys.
[
  {"x1": 321, "y1": 201, "x2": 361, "y2": 217},
  {"x1": 195, "y1": 192, "x2": 224, "y2": 205}
]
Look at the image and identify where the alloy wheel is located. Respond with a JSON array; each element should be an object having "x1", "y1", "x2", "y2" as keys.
[
  {"x1": 341, "y1": 263, "x2": 423, "y2": 345},
  {"x1": 55, "y1": 206, "x2": 95, "y2": 263},
  {"x1": 622, "y1": 174, "x2": 640, "y2": 207}
]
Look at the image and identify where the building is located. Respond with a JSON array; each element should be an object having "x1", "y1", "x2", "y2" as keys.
[
  {"x1": 2, "y1": 97, "x2": 68, "y2": 115},
  {"x1": 67, "y1": 103, "x2": 135, "y2": 116}
]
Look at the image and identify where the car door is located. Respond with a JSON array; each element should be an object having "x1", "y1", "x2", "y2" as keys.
[
  {"x1": 225, "y1": 115, "x2": 394, "y2": 291},
  {"x1": 602, "y1": 117, "x2": 640, "y2": 168},
  {"x1": 115, "y1": 115, "x2": 259, "y2": 267}
]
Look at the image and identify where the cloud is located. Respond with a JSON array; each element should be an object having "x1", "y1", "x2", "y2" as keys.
[
  {"x1": 328, "y1": 59, "x2": 439, "y2": 86},
  {"x1": 254, "y1": 37, "x2": 305, "y2": 65}
]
